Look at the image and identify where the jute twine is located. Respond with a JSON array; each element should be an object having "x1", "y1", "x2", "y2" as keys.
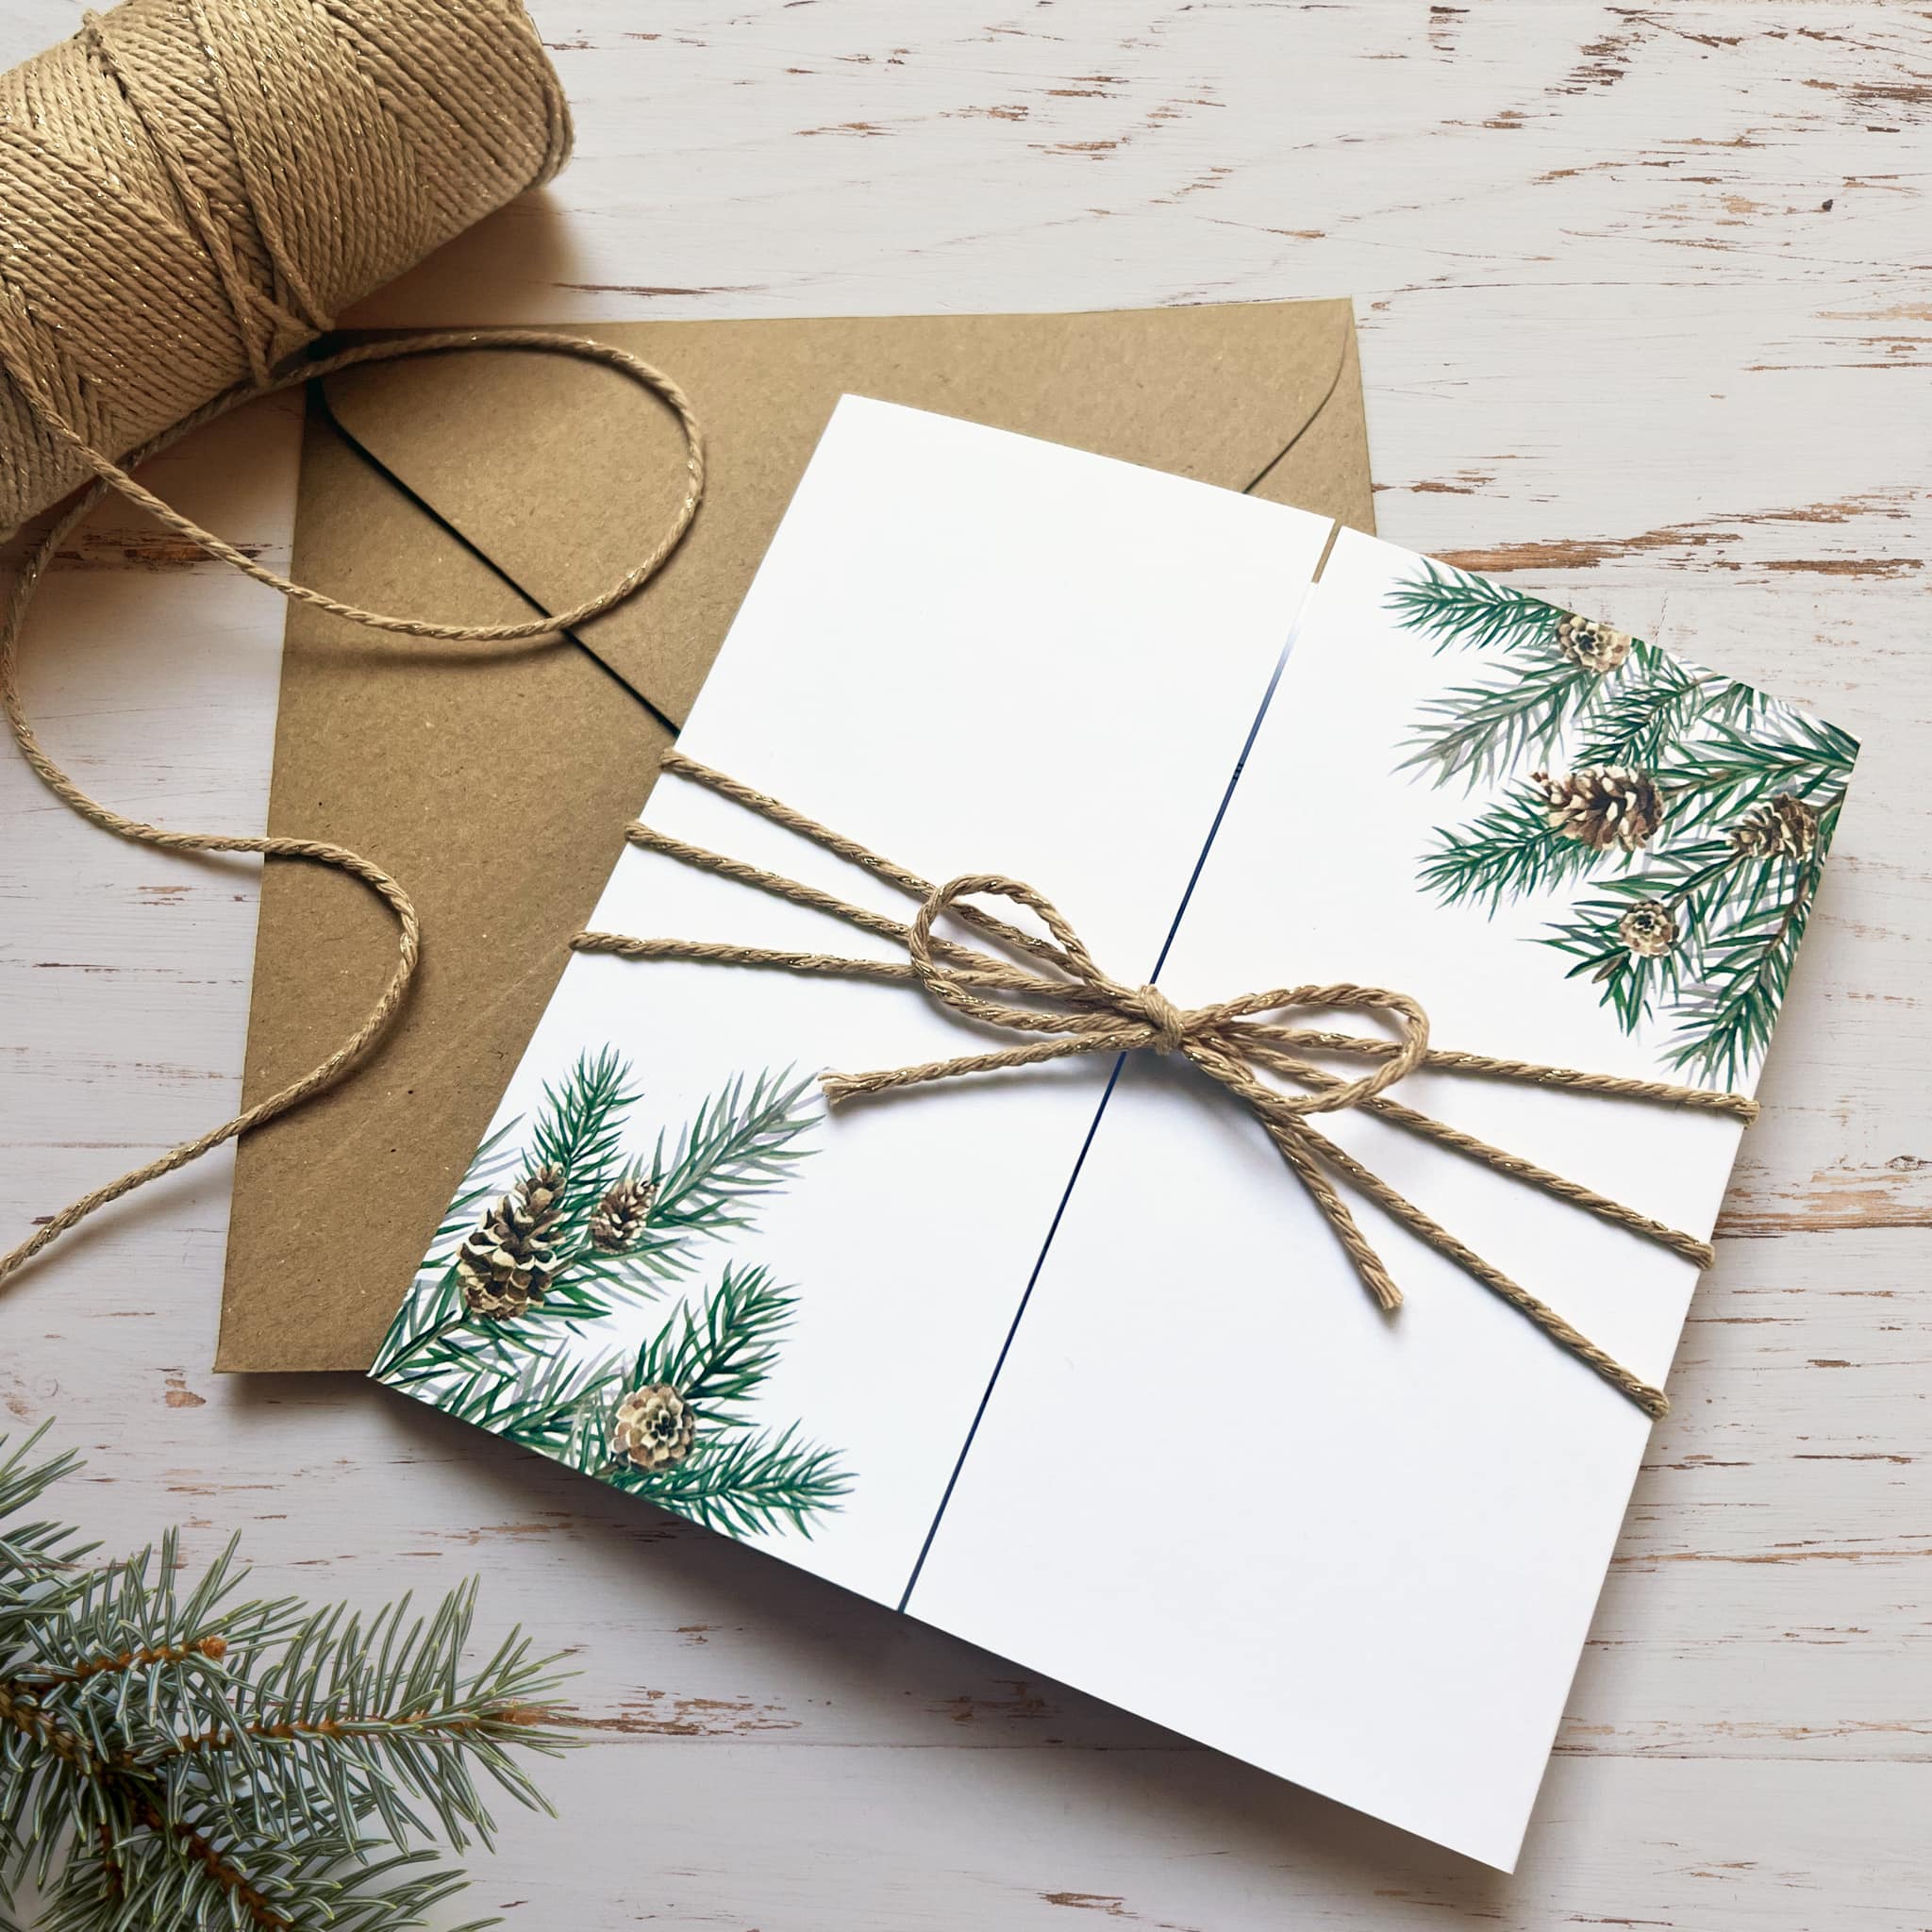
[
  {"x1": 0, "y1": 1, "x2": 706, "y2": 1288},
  {"x1": 574, "y1": 752, "x2": 1762, "y2": 1420},
  {"x1": 0, "y1": 2, "x2": 1757, "y2": 1420},
  {"x1": 0, "y1": 0, "x2": 571, "y2": 532}
]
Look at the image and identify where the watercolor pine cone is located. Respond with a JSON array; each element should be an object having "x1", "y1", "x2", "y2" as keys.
[
  {"x1": 1392, "y1": 559, "x2": 1855, "y2": 1086},
  {"x1": 458, "y1": 1162, "x2": 567, "y2": 1317},
  {"x1": 1535, "y1": 767, "x2": 1666, "y2": 853},
  {"x1": 612, "y1": 1382, "x2": 697, "y2": 1471},
  {"x1": 1729, "y1": 792, "x2": 1820, "y2": 861},
  {"x1": 589, "y1": 1174, "x2": 657, "y2": 1254},
  {"x1": 1554, "y1": 613, "x2": 1632, "y2": 675},
  {"x1": 1615, "y1": 900, "x2": 1678, "y2": 960},
  {"x1": 376, "y1": 1057, "x2": 851, "y2": 1539}
]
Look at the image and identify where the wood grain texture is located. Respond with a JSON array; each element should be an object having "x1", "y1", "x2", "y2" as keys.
[{"x1": 0, "y1": 2, "x2": 1925, "y2": 1924}]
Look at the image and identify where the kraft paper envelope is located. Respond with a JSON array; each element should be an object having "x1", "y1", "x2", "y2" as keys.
[{"x1": 220, "y1": 300, "x2": 1375, "y2": 1373}]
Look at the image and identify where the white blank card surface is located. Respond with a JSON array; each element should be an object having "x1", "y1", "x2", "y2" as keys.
[{"x1": 376, "y1": 398, "x2": 1857, "y2": 1870}]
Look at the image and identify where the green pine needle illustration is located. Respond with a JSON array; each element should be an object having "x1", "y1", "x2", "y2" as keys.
[
  {"x1": 1663, "y1": 852, "x2": 1825, "y2": 1088},
  {"x1": 376, "y1": 1057, "x2": 850, "y2": 1541},
  {"x1": 587, "y1": 1260, "x2": 852, "y2": 1537},
  {"x1": 605, "y1": 1424, "x2": 851, "y2": 1542},
  {"x1": 629, "y1": 1262, "x2": 800, "y2": 1416},
  {"x1": 1391, "y1": 563, "x2": 1856, "y2": 1085},
  {"x1": 1417, "y1": 781, "x2": 1607, "y2": 911},
  {"x1": 1386, "y1": 558, "x2": 1570, "y2": 656},
  {"x1": 1402, "y1": 653, "x2": 1607, "y2": 790},
  {"x1": 430, "y1": 1346, "x2": 625, "y2": 1463},
  {"x1": 633, "y1": 1070, "x2": 824, "y2": 1269},
  {"x1": 375, "y1": 1060, "x2": 819, "y2": 1388},
  {"x1": 430, "y1": 1264, "x2": 852, "y2": 1541},
  {"x1": 1653, "y1": 712, "x2": 1859, "y2": 839},
  {"x1": 1570, "y1": 659, "x2": 1758, "y2": 772}
]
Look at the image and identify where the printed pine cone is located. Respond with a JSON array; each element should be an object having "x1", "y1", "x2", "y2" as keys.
[
  {"x1": 458, "y1": 1161, "x2": 568, "y2": 1319},
  {"x1": 1534, "y1": 767, "x2": 1665, "y2": 852},
  {"x1": 1617, "y1": 899, "x2": 1677, "y2": 958},
  {"x1": 1729, "y1": 792, "x2": 1820, "y2": 862},
  {"x1": 612, "y1": 1383, "x2": 696, "y2": 1472},
  {"x1": 589, "y1": 1175, "x2": 658, "y2": 1255},
  {"x1": 1554, "y1": 612, "x2": 1633, "y2": 675}
]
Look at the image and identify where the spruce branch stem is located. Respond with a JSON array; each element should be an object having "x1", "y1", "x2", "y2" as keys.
[{"x1": 1, "y1": 1432, "x2": 570, "y2": 1932}]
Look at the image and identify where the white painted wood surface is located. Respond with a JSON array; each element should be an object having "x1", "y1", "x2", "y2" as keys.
[{"x1": 2, "y1": 2, "x2": 1926, "y2": 1924}]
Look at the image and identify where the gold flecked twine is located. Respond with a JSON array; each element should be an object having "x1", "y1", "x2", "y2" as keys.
[
  {"x1": 574, "y1": 751, "x2": 1761, "y2": 1421},
  {"x1": 0, "y1": 1, "x2": 706, "y2": 1290}
]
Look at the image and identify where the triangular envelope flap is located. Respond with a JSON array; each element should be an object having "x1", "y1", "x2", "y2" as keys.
[{"x1": 321, "y1": 300, "x2": 1369, "y2": 727}]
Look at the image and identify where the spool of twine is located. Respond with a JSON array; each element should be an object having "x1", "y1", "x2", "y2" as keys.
[
  {"x1": 0, "y1": 0, "x2": 572, "y2": 531},
  {"x1": 0, "y1": 0, "x2": 708, "y2": 1287}
]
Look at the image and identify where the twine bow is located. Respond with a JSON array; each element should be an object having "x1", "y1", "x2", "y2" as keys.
[{"x1": 573, "y1": 753, "x2": 1759, "y2": 1423}]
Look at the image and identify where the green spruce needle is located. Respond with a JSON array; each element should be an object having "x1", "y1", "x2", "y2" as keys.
[{"x1": 0, "y1": 1426, "x2": 569, "y2": 1932}]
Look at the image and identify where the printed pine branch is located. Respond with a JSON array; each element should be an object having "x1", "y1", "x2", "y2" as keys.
[
  {"x1": 373, "y1": 1051, "x2": 642, "y2": 1380},
  {"x1": 1392, "y1": 570, "x2": 1673, "y2": 789},
  {"x1": 1664, "y1": 852, "x2": 1826, "y2": 1087},
  {"x1": 1401, "y1": 655, "x2": 1606, "y2": 790},
  {"x1": 608, "y1": 1425, "x2": 852, "y2": 1541},
  {"x1": 508, "y1": 1047, "x2": 639, "y2": 1276},
  {"x1": 435, "y1": 1347, "x2": 625, "y2": 1459},
  {"x1": 631, "y1": 1262, "x2": 798, "y2": 1414},
  {"x1": 1541, "y1": 837, "x2": 1740, "y2": 1032},
  {"x1": 1656, "y1": 713, "x2": 1859, "y2": 839},
  {"x1": 579, "y1": 1264, "x2": 851, "y2": 1539},
  {"x1": 1570, "y1": 660, "x2": 1757, "y2": 773},
  {"x1": 421, "y1": 1120, "x2": 524, "y2": 1261},
  {"x1": 1384, "y1": 559, "x2": 1570, "y2": 656},
  {"x1": 423, "y1": 1259, "x2": 853, "y2": 1541},
  {"x1": 1417, "y1": 784, "x2": 1613, "y2": 911},
  {"x1": 0, "y1": 1426, "x2": 566, "y2": 1932},
  {"x1": 1391, "y1": 554, "x2": 1859, "y2": 1084},
  {"x1": 375, "y1": 1062, "x2": 819, "y2": 1392},
  {"x1": 638, "y1": 1070, "x2": 820, "y2": 1257}
]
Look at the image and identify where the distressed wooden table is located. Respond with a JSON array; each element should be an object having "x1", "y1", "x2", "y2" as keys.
[{"x1": 2, "y1": 3, "x2": 1926, "y2": 1924}]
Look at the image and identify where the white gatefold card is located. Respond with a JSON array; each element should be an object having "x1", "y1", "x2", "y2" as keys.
[{"x1": 372, "y1": 396, "x2": 1858, "y2": 1868}]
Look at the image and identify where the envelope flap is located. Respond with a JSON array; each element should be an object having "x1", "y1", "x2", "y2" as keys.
[{"x1": 321, "y1": 300, "x2": 1369, "y2": 727}]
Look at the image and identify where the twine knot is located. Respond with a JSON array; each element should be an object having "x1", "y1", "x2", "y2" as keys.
[
  {"x1": 568, "y1": 753, "x2": 1769, "y2": 1422},
  {"x1": 574, "y1": 751, "x2": 1763, "y2": 1421},
  {"x1": 1126, "y1": 983, "x2": 1189, "y2": 1053},
  {"x1": 868, "y1": 872, "x2": 1437, "y2": 1135}
]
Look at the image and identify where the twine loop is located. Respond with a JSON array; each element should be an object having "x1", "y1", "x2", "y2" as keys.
[
  {"x1": 873, "y1": 871, "x2": 1434, "y2": 1127},
  {"x1": 0, "y1": 2, "x2": 713, "y2": 1295},
  {"x1": 575, "y1": 751, "x2": 1766, "y2": 1423}
]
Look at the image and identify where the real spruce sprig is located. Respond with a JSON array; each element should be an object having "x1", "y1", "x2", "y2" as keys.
[{"x1": 0, "y1": 1426, "x2": 567, "y2": 1932}]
